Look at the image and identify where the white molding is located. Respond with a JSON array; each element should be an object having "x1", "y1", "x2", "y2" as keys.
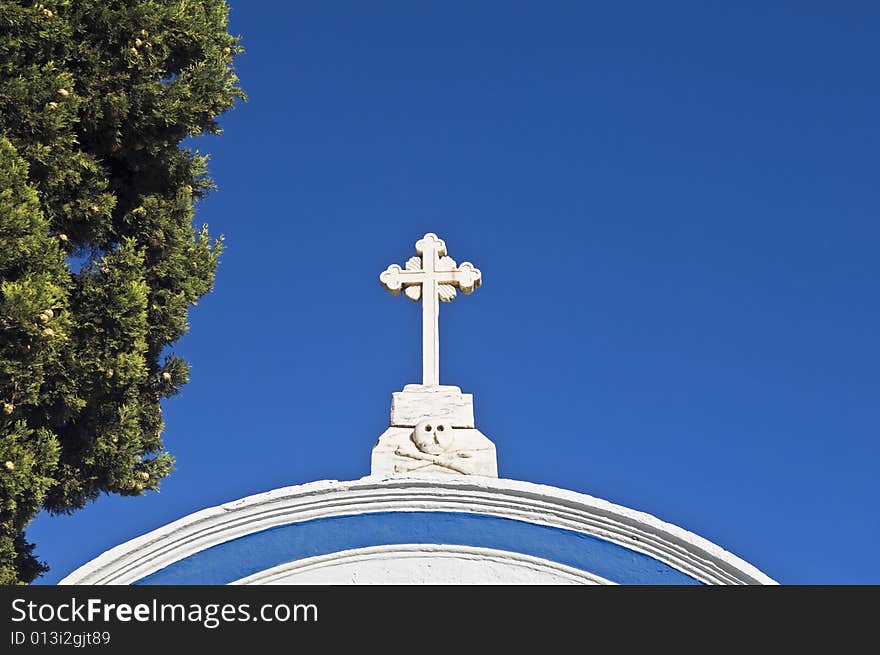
[
  {"x1": 231, "y1": 545, "x2": 612, "y2": 585},
  {"x1": 58, "y1": 476, "x2": 777, "y2": 585}
]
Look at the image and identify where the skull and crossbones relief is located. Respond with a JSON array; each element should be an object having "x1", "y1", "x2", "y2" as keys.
[{"x1": 394, "y1": 419, "x2": 477, "y2": 474}]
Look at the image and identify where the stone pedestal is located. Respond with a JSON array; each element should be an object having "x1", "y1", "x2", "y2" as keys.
[{"x1": 371, "y1": 385, "x2": 497, "y2": 477}]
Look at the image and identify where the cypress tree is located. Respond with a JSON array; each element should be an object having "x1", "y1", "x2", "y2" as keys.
[{"x1": 0, "y1": 0, "x2": 244, "y2": 583}]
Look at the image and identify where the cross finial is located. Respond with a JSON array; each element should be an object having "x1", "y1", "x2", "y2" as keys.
[{"x1": 380, "y1": 233, "x2": 481, "y2": 386}]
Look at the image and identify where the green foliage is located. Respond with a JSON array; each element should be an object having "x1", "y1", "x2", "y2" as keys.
[{"x1": 0, "y1": 0, "x2": 244, "y2": 583}]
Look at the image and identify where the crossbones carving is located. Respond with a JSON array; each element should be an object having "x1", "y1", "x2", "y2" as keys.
[
  {"x1": 394, "y1": 447, "x2": 476, "y2": 475},
  {"x1": 393, "y1": 419, "x2": 477, "y2": 474}
]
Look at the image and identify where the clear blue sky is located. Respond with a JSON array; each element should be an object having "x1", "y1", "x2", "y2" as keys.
[{"x1": 31, "y1": 1, "x2": 879, "y2": 584}]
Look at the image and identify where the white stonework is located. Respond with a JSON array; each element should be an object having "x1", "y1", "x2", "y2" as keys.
[
  {"x1": 231, "y1": 545, "x2": 610, "y2": 585},
  {"x1": 390, "y1": 384, "x2": 474, "y2": 428},
  {"x1": 59, "y1": 476, "x2": 777, "y2": 585},
  {"x1": 372, "y1": 427, "x2": 497, "y2": 476},
  {"x1": 373, "y1": 383, "x2": 496, "y2": 476},
  {"x1": 380, "y1": 233, "x2": 481, "y2": 388},
  {"x1": 375, "y1": 233, "x2": 495, "y2": 477}
]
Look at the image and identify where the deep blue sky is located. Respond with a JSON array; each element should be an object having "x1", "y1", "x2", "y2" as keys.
[{"x1": 31, "y1": 1, "x2": 879, "y2": 584}]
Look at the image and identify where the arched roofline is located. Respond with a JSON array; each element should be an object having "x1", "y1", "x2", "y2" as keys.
[{"x1": 59, "y1": 475, "x2": 776, "y2": 585}]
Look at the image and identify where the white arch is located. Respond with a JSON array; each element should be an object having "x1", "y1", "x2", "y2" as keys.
[
  {"x1": 231, "y1": 545, "x2": 613, "y2": 585},
  {"x1": 59, "y1": 475, "x2": 777, "y2": 585}
]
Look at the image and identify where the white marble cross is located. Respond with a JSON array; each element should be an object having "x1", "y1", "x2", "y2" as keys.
[{"x1": 380, "y1": 233, "x2": 481, "y2": 386}]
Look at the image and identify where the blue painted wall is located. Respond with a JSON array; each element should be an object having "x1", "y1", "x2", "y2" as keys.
[{"x1": 136, "y1": 512, "x2": 701, "y2": 585}]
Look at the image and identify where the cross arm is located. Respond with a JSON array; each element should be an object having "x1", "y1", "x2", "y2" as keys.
[
  {"x1": 379, "y1": 265, "x2": 427, "y2": 295},
  {"x1": 440, "y1": 262, "x2": 481, "y2": 294}
]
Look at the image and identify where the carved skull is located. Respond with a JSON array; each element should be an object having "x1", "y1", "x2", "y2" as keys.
[{"x1": 411, "y1": 419, "x2": 455, "y2": 455}]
